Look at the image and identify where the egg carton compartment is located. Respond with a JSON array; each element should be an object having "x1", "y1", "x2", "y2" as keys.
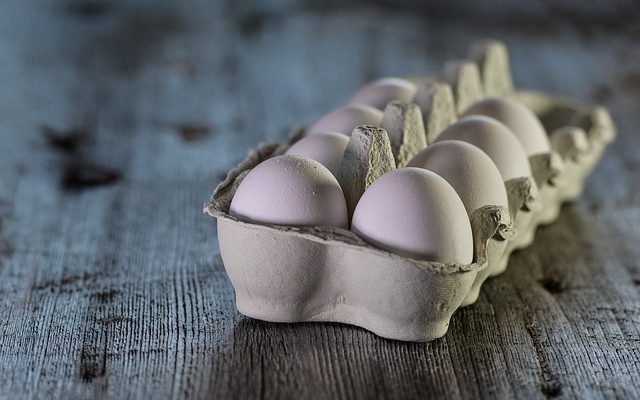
[{"x1": 204, "y1": 40, "x2": 615, "y2": 342}]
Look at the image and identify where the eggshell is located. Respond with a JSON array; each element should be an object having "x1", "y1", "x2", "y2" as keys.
[
  {"x1": 351, "y1": 168, "x2": 473, "y2": 264},
  {"x1": 462, "y1": 97, "x2": 551, "y2": 156},
  {"x1": 307, "y1": 104, "x2": 383, "y2": 136},
  {"x1": 407, "y1": 140, "x2": 508, "y2": 217},
  {"x1": 348, "y1": 78, "x2": 417, "y2": 110},
  {"x1": 434, "y1": 115, "x2": 532, "y2": 181},
  {"x1": 230, "y1": 155, "x2": 348, "y2": 228},
  {"x1": 285, "y1": 131, "x2": 349, "y2": 176}
]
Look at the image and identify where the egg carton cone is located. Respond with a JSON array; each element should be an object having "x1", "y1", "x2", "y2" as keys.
[{"x1": 204, "y1": 39, "x2": 616, "y2": 342}]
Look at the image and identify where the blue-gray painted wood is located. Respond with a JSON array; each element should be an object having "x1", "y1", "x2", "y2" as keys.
[{"x1": 0, "y1": 1, "x2": 638, "y2": 399}]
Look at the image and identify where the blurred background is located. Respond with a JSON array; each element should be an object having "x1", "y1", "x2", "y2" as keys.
[
  {"x1": 0, "y1": 1, "x2": 639, "y2": 398},
  {"x1": 1, "y1": 0, "x2": 638, "y2": 171},
  {"x1": 1, "y1": 0, "x2": 636, "y2": 206}
]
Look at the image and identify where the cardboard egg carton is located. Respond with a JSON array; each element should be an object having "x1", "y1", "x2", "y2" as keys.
[{"x1": 204, "y1": 40, "x2": 615, "y2": 342}]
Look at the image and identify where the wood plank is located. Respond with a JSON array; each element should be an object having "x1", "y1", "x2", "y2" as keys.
[{"x1": 0, "y1": 0, "x2": 638, "y2": 399}]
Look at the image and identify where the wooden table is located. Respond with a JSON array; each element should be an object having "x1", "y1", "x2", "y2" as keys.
[{"x1": 0, "y1": 1, "x2": 638, "y2": 399}]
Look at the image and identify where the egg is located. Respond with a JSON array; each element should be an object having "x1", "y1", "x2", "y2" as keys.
[
  {"x1": 285, "y1": 131, "x2": 349, "y2": 176},
  {"x1": 348, "y1": 78, "x2": 417, "y2": 110},
  {"x1": 307, "y1": 104, "x2": 383, "y2": 136},
  {"x1": 407, "y1": 140, "x2": 508, "y2": 217},
  {"x1": 351, "y1": 168, "x2": 473, "y2": 264},
  {"x1": 434, "y1": 115, "x2": 532, "y2": 181},
  {"x1": 462, "y1": 97, "x2": 551, "y2": 156},
  {"x1": 230, "y1": 155, "x2": 348, "y2": 228}
]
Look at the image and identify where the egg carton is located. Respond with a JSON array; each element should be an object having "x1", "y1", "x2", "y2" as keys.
[{"x1": 204, "y1": 40, "x2": 615, "y2": 342}]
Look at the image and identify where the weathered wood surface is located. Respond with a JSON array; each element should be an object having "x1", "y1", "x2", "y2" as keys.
[{"x1": 0, "y1": 1, "x2": 638, "y2": 399}]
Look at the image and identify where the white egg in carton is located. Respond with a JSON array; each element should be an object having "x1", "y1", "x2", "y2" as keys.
[{"x1": 204, "y1": 40, "x2": 615, "y2": 341}]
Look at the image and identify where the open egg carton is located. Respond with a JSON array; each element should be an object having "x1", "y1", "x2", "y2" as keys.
[{"x1": 204, "y1": 40, "x2": 615, "y2": 342}]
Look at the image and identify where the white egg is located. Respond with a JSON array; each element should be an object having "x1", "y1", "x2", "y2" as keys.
[
  {"x1": 435, "y1": 115, "x2": 532, "y2": 181},
  {"x1": 230, "y1": 155, "x2": 348, "y2": 228},
  {"x1": 407, "y1": 140, "x2": 508, "y2": 216},
  {"x1": 284, "y1": 132, "x2": 349, "y2": 176},
  {"x1": 462, "y1": 97, "x2": 551, "y2": 156},
  {"x1": 348, "y1": 78, "x2": 417, "y2": 110},
  {"x1": 351, "y1": 168, "x2": 473, "y2": 264},
  {"x1": 307, "y1": 104, "x2": 383, "y2": 136}
]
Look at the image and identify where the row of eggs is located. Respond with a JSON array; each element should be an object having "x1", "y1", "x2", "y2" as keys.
[{"x1": 229, "y1": 78, "x2": 551, "y2": 265}]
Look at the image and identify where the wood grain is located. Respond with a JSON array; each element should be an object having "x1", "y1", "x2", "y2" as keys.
[{"x1": 0, "y1": 0, "x2": 638, "y2": 399}]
